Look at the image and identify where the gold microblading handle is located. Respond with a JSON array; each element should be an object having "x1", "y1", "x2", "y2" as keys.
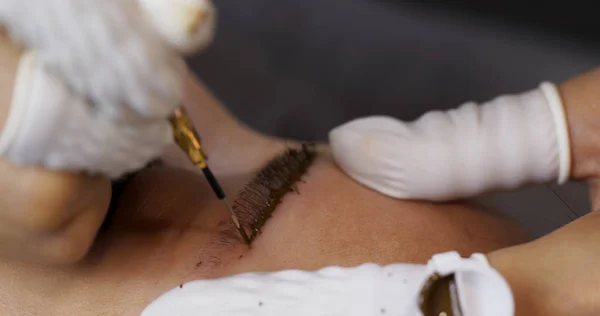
[
  {"x1": 168, "y1": 107, "x2": 251, "y2": 245},
  {"x1": 169, "y1": 108, "x2": 208, "y2": 168}
]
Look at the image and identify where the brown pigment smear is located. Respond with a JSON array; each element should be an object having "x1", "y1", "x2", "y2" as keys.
[{"x1": 232, "y1": 143, "x2": 317, "y2": 243}]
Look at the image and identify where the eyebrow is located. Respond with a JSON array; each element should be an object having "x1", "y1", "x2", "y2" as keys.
[
  {"x1": 236, "y1": 143, "x2": 317, "y2": 240},
  {"x1": 102, "y1": 145, "x2": 317, "y2": 267},
  {"x1": 210, "y1": 143, "x2": 317, "y2": 247}
]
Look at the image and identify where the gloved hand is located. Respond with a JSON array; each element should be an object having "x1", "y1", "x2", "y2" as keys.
[
  {"x1": 0, "y1": 0, "x2": 215, "y2": 121},
  {"x1": 0, "y1": 0, "x2": 214, "y2": 264},
  {"x1": 329, "y1": 83, "x2": 571, "y2": 201},
  {"x1": 142, "y1": 251, "x2": 512, "y2": 316},
  {"x1": 0, "y1": 0, "x2": 216, "y2": 178}
]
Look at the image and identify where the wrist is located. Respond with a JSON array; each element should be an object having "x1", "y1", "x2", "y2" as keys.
[
  {"x1": 558, "y1": 68, "x2": 600, "y2": 180},
  {"x1": 487, "y1": 246, "x2": 576, "y2": 316}
]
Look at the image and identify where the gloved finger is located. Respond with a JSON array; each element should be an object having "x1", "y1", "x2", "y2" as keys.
[
  {"x1": 137, "y1": 0, "x2": 216, "y2": 55},
  {"x1": 0, "y1": 49, "x2": 173, "y2": 178},
  {"x1": 1, "y1": 0, "x2": 187, "y2": 121},
  {"x1": 0, "y1": 158, "x2": 111, "y2": 263},
  {"x1": 1, "y1": 6, "x2": 173, "y2": 178},
  {"x1": 329, "y1": 84, "x2": 570, "y2": 201}
]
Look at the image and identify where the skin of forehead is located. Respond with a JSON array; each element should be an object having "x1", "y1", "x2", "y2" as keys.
[
  {"x1": 221, "y1": 148, "x2": 530, "y2": 275},
  {"x1": 0, "y1": 77, "x2": 530, "y2": 315},
  {"x1": 0, "y1": 145, "x2": 529, "y2": 316}
]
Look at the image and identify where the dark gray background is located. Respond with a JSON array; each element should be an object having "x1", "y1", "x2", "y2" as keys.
[{"x1": 187, "y1": 0, "x2": 599, "y2": 237}]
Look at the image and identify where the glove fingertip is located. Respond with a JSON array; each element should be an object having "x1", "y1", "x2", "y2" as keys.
[
  {"x1": 329, "y1": 118, "x2": 412, "y2": 199},
  {"x1": 138, "y1": 0, "x2": 216, "y2": 54}
]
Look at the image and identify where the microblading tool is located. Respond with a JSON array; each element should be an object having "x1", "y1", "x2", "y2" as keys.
[{"x1": 169, "y1": 107, "x2": 251, "y2": 245}]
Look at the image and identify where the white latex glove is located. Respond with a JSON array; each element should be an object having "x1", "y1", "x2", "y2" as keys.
[
  {"x1": 0, "y1": 0, "x2": 215, "y2": 121},
  {"x1": 0, "y1": 0, "x2": 216, "y2": 178},
  {"x1": 0, "y1": 52, "x2": 173, "y2": 178},
  {"x1": 329, "y1": 83, "x2": 571, "y2": 201},
  {"x1": 142, "y1": 251, "x2": 513, "y2": 316}
]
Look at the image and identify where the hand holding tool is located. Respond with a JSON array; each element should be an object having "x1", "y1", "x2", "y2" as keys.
[{"x1": 169, "y1": 107, "x2": 251, "y2": 245}]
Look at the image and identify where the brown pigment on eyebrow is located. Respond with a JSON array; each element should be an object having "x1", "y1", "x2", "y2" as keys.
[{"x1": 233, "y1": 143, "x2": 317, "y2": 243}]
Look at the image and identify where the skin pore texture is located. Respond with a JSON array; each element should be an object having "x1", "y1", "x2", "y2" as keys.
[{"x1": 0, "y1": 75, "x2": 530, "y2": 315}]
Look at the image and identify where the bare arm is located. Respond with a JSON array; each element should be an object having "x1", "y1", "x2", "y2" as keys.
[{"x1": 487, "y1": 67, "x2": 600, "y2": 316}]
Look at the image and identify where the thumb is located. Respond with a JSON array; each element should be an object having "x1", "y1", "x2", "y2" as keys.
[
  {"x1": 138, "y1": 0, "x2": 216, "y2": 54},
  {"x1": 329, "y1": 84, "x2": 568, "y2": 201}
]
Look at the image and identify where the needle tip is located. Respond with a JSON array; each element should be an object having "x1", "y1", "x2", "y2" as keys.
[{"x1": 222, "y1": 198, "x2": 251, "y2": 245}]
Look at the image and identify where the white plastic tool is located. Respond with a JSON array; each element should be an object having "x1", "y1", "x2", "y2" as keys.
[
  {"x1": 329, "y1": 82, "x2": 571, "y2": 201},
  {"x1": 141, "y1": 251, "x2": 513, "y2": 316}
]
